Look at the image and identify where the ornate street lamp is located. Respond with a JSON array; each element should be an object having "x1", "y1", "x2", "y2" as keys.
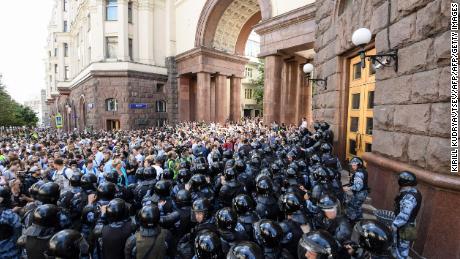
[
  {"x1": 352, "y1": 28, "x2": 398, "y2": 72},
  {"x1": 303, "y1": 63, "x2": 327, "y2": 90}
]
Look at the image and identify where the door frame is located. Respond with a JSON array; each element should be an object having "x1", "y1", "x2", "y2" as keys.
[{"x1": 336, "y1": 42, "x2": 376, "y2": 165}]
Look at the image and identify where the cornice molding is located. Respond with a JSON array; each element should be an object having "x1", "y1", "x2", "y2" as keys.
[{"x1": 254, "y1": 4, "x2": 316, "y2": 35}]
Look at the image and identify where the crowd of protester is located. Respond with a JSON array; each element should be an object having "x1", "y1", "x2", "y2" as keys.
[{"x1": 0, "y1": 118, "x2": 421, "y2": 259}]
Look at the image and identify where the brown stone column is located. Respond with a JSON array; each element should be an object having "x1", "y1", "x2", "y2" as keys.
[
  {"x1": 178, "y1": 76, "x2": 190, "y2": 121},
  {"x1": 281, "y1": 60, "x2": 299, "y2": 125},
  {"x1": 230, "y1": 77, "x2": 242, "y2": 122},
  {"x1": 210, "y1": 76, "x2": 216, "y2": 122},
  {"x1": 263, "y1": 55, "x2": 283, "y2": 125},
  {"x1": 215, "y1": 74, "x2": 229, "y2": 123},
  {"x1": 296, "y1": 64, "x2": 310, "y2": 125},
  {"x1": 196, "y1": 72, "x2": 211, "y2": 122}
]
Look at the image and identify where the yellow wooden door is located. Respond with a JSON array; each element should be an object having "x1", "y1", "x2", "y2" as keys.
[{"x1": 346, "y1": 49, "x2": 376, "y2": 160}]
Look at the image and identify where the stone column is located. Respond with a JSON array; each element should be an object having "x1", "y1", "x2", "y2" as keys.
[
  {"x1": 165, "y1": 0, "x2": 176, "y2": 57},
  {"x1": 230, "y1": 77, "x2": 242, "y2": 122},
  {"x1": 138, "y1": 0, "x2": 154, "y2": 65},
  {"x1": 281, "y1": 60, "x2": 298, "y2": 125},
  {"x1": 132, "y1": 1, "x2": 139, "y2": 62},
  {"x1": 215, "y1": 74, "x2": 229, "y2": 123},
  {"x1": 118, "y1": 0, "x2": 130, "y2": 61},
  {"x1": 196, "y1": 72, "x2": 211, "y2": 122},
  {"x1": 91, "y1": 0, "x2": 105, "y2": 62},
  {"x1": 210, "y1": 77, "x2": 216, "y2": 122},
  {"x1": 178, "y1": 76, "x2": 190, "y2": 121},
  {"x1": 263, "y1": 55, "x2": 283, "y2": 125}
]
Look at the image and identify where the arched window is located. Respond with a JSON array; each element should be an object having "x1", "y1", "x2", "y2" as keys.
[
  {"x1": 106, "y1": 98, "x2": 118, "y2": 111},
  {"x1": 155, "y1": 100, "x2": 166, "y2": 112}
]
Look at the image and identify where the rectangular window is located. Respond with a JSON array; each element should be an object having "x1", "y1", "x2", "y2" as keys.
[
  {"x1": 351, "y1": 93, "x2": 360, "y2": 109},
  {"x1": 63, "y1": 21, "x2": 68, "y2": 32},
  {"x1": 129, "y1": 38, "x2": 133, "y2": 61},
  {"x1": 49, "y1": 75, "x2": 52, "y2": 84},
  {"x1": 349, "y1": 139, "x2": 357, "y2": 155},
  {"x1": 128, "y1": 2, "x2": 133, "y2": 23},
  {"x1": 367, "y1": 91, "x2": 375, "y2": 109},
  {"x1": 54, "y1": 48, "x2": 57, "y2": 57},
  {"x1": 350, "y1": 117, "x2": 359, "y2": 132},
  {"x1": 63, "y1": 0, "x2": 68, "y2": 12},
  {"x1": 106, "y1": 37, "x2": 118, "y2": 59},
  {"x1": 64, "y1": 43, "x2": 69, "y2": 57},
  {"x1": 366, "y1": 117, "x2": 373, "y2": 135},
  {"x1": 64, "y1": 66, "x2": 70, "y2": 80},
  {"x1": 156, "y1": 83, "x2": 164, "y2": 93},
  {"x1": 106, "y1": 0, "x2": 118, "y2": 21},
  {"x1": 245, "y1": 68, "x2": 253, "y2": 78},
  {"x1": 54, "y1": 64, "x2": 58, "y2": 73},
  {"x1": 353, "y1": 62, "x2": 361, "y2": 80},
  {"x1": 106, "y1": 99, "x2": 118, "y2": 111}
]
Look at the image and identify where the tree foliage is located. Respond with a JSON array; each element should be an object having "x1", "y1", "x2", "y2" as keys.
[
  {"x1": 251, "y1": 60, "x2": 265, "y2": 105},
  {"x1": 0, "y1": 75, "x2": 39, "y2": 127}
]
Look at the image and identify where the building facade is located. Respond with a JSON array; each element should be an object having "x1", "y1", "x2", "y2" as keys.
[
  {"x1": 241, "y1": 31, "x2": 263, "y2": 118},
  {"x1": 45, "y1": 1, "x2": 455, "y2": 257},
  {"x1": 45, "y1": 0, "x2": 173, "y2": 131}
]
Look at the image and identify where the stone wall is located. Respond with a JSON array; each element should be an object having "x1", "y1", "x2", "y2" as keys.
[{"x1": 313, "y1": 0, "x2": 451, "y2": 174}]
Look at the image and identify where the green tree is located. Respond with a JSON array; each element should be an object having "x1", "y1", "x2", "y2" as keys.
[
  {"x1": 251, "y1": 60, "x2": 265, "y2": 105},
  {"x1": 0, "y1": 74, "x2": 38, "y2": 127}
]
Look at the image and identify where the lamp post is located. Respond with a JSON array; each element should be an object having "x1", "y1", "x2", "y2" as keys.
[
  {"x1": 351, "y1": 28, "x2": 398, "y2": 72},
  {"x1": 303, "y1": 63, "x2": 328, "y2": 90}
]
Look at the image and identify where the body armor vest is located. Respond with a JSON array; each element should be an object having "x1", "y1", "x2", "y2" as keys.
[
  {"x1": 101, "y1": 221, "x2": 133, "y2": 259},
  {"x1": 394, "y1": 188, "x2": 422, "y2": 224},
  {"x1": 350, "y1": 169, "x2": 369, "y2": 192},
  {"x1": 135, "y1": 229, "x2": 166, "y2": 259}
]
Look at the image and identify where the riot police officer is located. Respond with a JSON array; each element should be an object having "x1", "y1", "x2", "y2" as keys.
[
  {"x1": 232, "y1": 194, "x2": 260, "y2": 239},
  {"x1": 96, "y1": 198, "x2": 135, "y2": 259},
  {"x1": 0, "y1": 186, "x2": 21, "y2": 258},
  {"x1": 314, "y1": 193, "x2": 352, "y2": 246},
  {"x1": 348, "y1": 219, "x2": 393, "y2": 259},
  {"x1": 344, "y1": 157, "x2": 369, "y2": 222},
  {"x1": 392, "y1": 171, "x2": 422, "y2": 259},
  {"x1": 124, "y1": 205, "x2": 174, "y2": 259},
  {"x1": 45, "y1": 229, "x2": 90, "y2": 259},
  {"x1": 215, "y1": 207, "x2": 248, "y2": 254},
  {"x1": 227, "y1": 241, "x2": 264, "y2": 259},
  {"x1": 19, "y1": 204, "x2": 61, "y2": 259},
  {"x1": 254, "y1": 176, "x2": 280, "y2": 220},
  {"x1": 217, "y1": 168, "x2": 244, "y2": 207},
  {"x1": 253, "y1": 219, "x2": 294, "y2": 259},
  {"x1": 297, "y1": 230, "x2": 339, "y2": 259},
  {"x1": 173, "y1": 189, "x2": 193, "y2": 240},
  {"x1": 193, "y1": 230, "x2": 224, "y2": 259}
]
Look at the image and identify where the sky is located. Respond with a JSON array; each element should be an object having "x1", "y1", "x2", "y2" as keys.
[{"x1": 0, "y1": 0, "x2": 55, "y2": 104}]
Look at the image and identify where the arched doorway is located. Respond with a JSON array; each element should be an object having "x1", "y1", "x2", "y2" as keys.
[
  {"x1": 79, "y1": 95, "x2": 87, "y2": 130},
  {"x1": 176, "y1": 0, "x2": 316, "y2": 125}
]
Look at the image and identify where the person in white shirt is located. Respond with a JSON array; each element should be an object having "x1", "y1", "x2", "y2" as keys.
[{"x1": 300, "y1": 117, "x2": 308, "y2": 129}]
